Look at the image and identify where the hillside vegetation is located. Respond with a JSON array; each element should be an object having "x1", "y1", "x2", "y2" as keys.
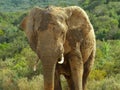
[{"x1": 0, "y1": 0, "x2": 120, "y2": 90}]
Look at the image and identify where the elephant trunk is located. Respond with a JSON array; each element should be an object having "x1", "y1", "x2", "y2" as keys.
[{"x1": 41, "y1": 56, "x2": 57, "y2": 90}]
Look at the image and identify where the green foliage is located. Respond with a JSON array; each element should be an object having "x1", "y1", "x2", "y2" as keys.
[
  {"x1": 0, "y1": 0, "x2": 120, "y2": 89},
  {"x1": 0, "y1": 68, "x2": 18, "y2": 90},
  {"x1": 2, "y1": 35, "x2": 120, "y2": 89},
  {"x1": 108, "y1": 40, "x2": 120, "y2": 74},
  {"x1": 0, "y1": 29, "x2": 4, "y2": 36},
  {"x1": 17, "y1": 75, "x2": 43, "y2": 90},
  {"x1": 0, "y1": 1, "x2": 120, "y2": 40},
  {"x1": 93, "y1": 40, "x2": 120, "y2": 77},
  {"x1": 0, "y1": 12, "x2": 28, "y2": 60},
  {"x1": 0, "y1": 69, "x2": 43, "y2": 90},
  {"x1": 88, "y1": 1, "x2": 120, "y2": 40},
  {"x1": 89, "y1": 70, "x2": 107, "y2": 80},
  {"x1": 95, "y1": 40, "x2": 112, "y2": 70},
  {"x1": 12, "y1": 55, "x2": 29, "y2": 77},
  {"x1": 87, "y1": 74, "x2": 120, "y2": 90},
  {"x1": 0, "y1": 46, "x2": 42, "y2": 89},
  {"x1": 87, "y1": 40, "x2": 120, "y2": 87}
]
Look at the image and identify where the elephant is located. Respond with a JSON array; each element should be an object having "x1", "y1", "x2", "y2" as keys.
[{"x1": 20, "y1": 6, "x2": 96, "y2": 90}]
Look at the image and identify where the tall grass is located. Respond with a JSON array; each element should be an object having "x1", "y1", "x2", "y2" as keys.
[
  {"x1": 87, "y1": 74, "x2": 120, "y2": 90},
  {"x1": 18, "y1": 75, "x2": 43, "y2": 90},
  {"x1": 1, "y1": 40, "x2": 120, "y2": 90}
]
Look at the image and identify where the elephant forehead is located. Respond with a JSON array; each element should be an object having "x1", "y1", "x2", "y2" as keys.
[
  {"x1": 39, "y1": 11, "x2": 53, "y2": 31},
  {"x1": 31, "y1": 6, "x2": 64, "y2": 31}
]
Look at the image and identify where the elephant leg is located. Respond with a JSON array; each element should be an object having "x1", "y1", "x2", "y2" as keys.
[
  {"x1": 54, "y1": 69, "x2": 62, "y2": 90},
  {"x1": 82, "y1": 51, "x2": 95, "y2": 90},
  {"x1": 69, "y1": 51, "x2": 83, "y2": 90}
]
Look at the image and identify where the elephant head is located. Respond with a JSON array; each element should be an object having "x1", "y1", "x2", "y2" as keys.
[{"x1": 20, "y1": 6, "x2": 94, "y2": 90}]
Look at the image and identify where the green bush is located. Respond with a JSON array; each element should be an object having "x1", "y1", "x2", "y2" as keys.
[
  {"x1": 17, "y1": 75, "x2": 43, "y2": 90},
  {"x1": 0, "y1": 0, "x2": 120, "y2": 89},
  {"x1": 89, "y1": 70, "x2": 107, "y2": 80},
  {"x1": 0, "y1": 68, "x2": 18, "y2": 90},
  {"x1": 87, "y1": 74, "x2": 120, "y2": 90}
]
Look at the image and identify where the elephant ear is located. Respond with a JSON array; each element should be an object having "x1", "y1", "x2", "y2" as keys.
[
  {"x1": 20, "y1": 7, "x2": 42, "y2": 52},
  {"x1": 20, "y1": 16, "x2": 28, "y2": 30},
  {"x1": 64, "y1": 6, "x2": 93, "y2": 42}
]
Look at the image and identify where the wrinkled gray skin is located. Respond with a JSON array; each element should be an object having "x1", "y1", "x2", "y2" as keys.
[{"x1": 20, "y1": 6, "x2": 96, "y2": 90}]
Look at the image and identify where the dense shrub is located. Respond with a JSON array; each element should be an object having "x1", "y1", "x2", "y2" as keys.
[
  {"x1": 0, "y1": 0, "x2": 120, "y2": 89},
  {"x1": 17, "y1": 75, "x2": 43, "y2": 90},
  {"x1": 87, "y1": 74, "x2": 120, "y2": 90}
]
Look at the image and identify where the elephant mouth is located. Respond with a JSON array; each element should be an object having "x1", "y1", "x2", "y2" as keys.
[{"x1": 33, "y1": 54, "x2": 64, "y2": 71}]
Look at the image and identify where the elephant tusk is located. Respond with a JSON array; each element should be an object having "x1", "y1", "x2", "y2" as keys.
[
  {"x1": 33, "y1": 57, "x2": 40, "y2": 71},
  {"x1": 33, "y1": 65, "x2": 37, "y2": 71},
  {"x1": 58, "y1": 54, "x2": 64, "y2": 64}
]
